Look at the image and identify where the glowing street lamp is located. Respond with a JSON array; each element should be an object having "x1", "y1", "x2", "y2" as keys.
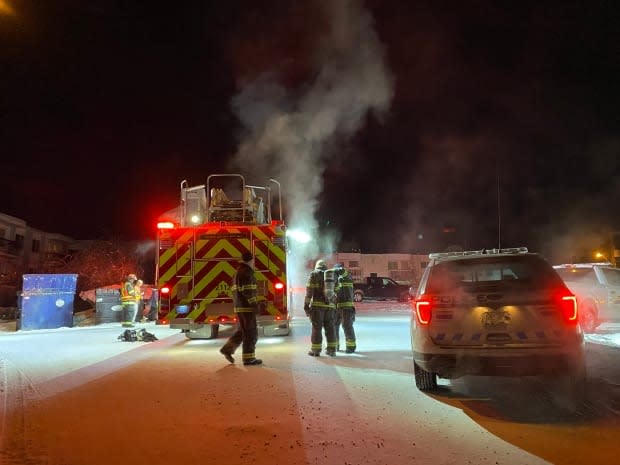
[{"x1": 0, "y1": 1, "x2": 15, "y2": 16}]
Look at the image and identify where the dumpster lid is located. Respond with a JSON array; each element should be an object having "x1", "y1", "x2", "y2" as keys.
[{"x1": 22, "y1": 274, "x2": 78, "y2": 293}]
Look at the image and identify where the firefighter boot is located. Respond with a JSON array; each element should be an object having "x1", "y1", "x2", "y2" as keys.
[
  {"x1": 219, "y1": 347, "x2": 235, "y2": 364},
  {"x1": 243, "y1": 358, "x2": 263, "y2": 366}
]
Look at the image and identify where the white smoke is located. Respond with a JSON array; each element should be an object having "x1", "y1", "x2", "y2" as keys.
[{"x1": 229, "y1": 0, "x2": 393, "y2": 296}]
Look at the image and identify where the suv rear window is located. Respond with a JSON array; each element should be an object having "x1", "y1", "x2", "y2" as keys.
[{"x1": 426, "y1": 255, "x2": 562, "y2": 293}]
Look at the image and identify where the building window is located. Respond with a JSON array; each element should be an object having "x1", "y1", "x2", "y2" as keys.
[
  {"x1": 15, "y1": 234, "x2": 24, "y2": 249},
  {"x1": 47, "y1": 239, "x2": 66, "y2": 254},
  {"x1": 390, "y1": 270, "x2": 413, "y2": 282},
  {"x1": 400, "y1": 260, "x2": 410, "y2": 270},
  {"x1": 32, "y1": 239, "x2": 40, "y2": 253},
  {"x1": 349, "y1": 269, "x2": 362, "y2": 282},
  {"x1": 348, "y1": 260, "x2": 359, "y2": 268},
  {"x1": 388, "y1": 261, "x2": 398, "y2": 270}
]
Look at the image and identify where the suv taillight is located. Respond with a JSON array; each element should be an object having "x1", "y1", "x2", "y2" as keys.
[
  {"x1": 557, "y1": 290, "x2": 578, "y2": 324},
  {"x1": 414, "y1": 295, "x2": 433, "y2": 325}
]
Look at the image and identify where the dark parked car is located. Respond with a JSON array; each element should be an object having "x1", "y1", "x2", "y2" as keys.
[{"x1": 353, "y1": 275, "x2": 410, "y2": 302}]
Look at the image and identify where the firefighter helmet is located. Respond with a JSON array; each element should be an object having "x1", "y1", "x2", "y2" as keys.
[{"x1": 315, "y1": 259, "x2": 327, "y2": 270}]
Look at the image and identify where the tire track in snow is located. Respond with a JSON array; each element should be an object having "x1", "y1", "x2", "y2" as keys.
[{"x1": 0, "y1": 356, "x2": 48, "y2": 465}]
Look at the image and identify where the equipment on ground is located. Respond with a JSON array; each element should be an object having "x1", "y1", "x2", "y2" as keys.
[{"x1": 118, "y1": 328, "x2": 158, "y2": 342}]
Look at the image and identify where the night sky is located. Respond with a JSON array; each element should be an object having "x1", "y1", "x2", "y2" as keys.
[{"x1": 2, "y1": 0, "x2": 619, "y2": 260}]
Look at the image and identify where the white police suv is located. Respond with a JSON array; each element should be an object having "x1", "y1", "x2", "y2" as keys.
[{"x1": 410, "y1": 248, "x2": 585, "y2": 405}]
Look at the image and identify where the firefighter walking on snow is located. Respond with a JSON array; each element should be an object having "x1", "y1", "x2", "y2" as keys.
[
  {"x1": 304, "y1": 259, "x2": 337, "y2": 356},
  {"x1": 220, "y1": 252, "x2": 265, "y2": 366},
  {"x1": 333, "y1": 263, "x2": 356, "y2": 353}
]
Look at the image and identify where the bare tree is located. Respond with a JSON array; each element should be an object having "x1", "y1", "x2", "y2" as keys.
[{"x1": 56, "y1": 240, "x2": 144, "y2": 293}]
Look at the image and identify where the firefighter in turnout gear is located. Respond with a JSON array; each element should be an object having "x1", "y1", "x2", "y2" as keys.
[
  {"x1": 120, "y1": 273, "x2": 138, "y2": 328},
  {"x1": 220, "y1": 252, "x2": 264, "y2": 365},
  {"x1": 304, "y1": 259, "x2": 337, "y2": 356},
  {"x1": 134, "y1": 279, "x2": 144, "y2": 322},
  {"x1": 333, "y1": 263, "x2": 356, "y2": 353}
]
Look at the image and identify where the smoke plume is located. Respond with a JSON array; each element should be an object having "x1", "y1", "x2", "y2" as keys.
[{"x1": 229, "y1": 0, "x2": 393, "y2": 291}]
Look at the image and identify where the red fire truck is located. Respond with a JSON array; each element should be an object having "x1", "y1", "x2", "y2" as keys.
[{"x1": 155, "y1": 174, "x2": 289, "y2": 339}]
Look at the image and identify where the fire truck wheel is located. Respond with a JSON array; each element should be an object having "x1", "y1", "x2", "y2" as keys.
[{"x1": 210, "y1": 324, "x2": 219, "y2": 338}]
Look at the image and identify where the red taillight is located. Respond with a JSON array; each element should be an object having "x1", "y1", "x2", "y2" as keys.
[
  {"x1": 157, "y1": 221, "x2": 175, "y2": 230},
  {"x1": 414, "y1": 295, "x2": 433, "y2": 325},
  {"x1": 160, "y1": 286, "x2": 170, "y2": 295},
  {"x1": 557, "y1": 290, "x2": 578, "y2": 324},
  {"x1": 274, "y1": 282, "x2": 284, "y2": 291}
]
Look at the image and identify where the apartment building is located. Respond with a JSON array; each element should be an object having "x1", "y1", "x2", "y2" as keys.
[
  {"x1": 0, "y1": 212, "x2": 87, "y2": 277},
  {"x1": 325, "y1": 252, "x2": 430, "y2": 288}
]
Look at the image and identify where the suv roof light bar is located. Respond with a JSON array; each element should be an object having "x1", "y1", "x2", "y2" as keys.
[
  {"x1": 429, "y1": 250, "x2": 484, "y2": 259},
  {"x1": 554, "y1": 262, "x2": 613, "y2": 268},
  {"x1": 429, "y1": 247, "x2": 528, "y2": 260}
]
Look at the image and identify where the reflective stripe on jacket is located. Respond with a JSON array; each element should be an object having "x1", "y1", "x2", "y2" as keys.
[
  {"x1": 120, "y1": 281, "x2": 136, "y2": 305},
  {"x1": 231, "y1": 262, "x2": 259, "y2": 313},
  {"x1": 335, "y1": 270, "x2": 355, "y2": 309}
]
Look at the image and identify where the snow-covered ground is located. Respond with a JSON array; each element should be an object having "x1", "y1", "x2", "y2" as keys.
[
  {"x1": 583, "y1": 322, "x2": 620, "y2": 348},
  {"x1": 0, "y1": 301, "x2": 619, "y2": 465}
]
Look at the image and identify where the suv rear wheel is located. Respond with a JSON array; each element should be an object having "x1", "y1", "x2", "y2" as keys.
[
  {"x1": 414, "y1": 361, "x2": 438, "y2": 391},
  {"x1": 545, "y1": 366, "x2": 587, "y2": 414}
]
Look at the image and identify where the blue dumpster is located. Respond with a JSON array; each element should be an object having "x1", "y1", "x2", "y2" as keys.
[{"x1": 19, "y1": 274, "x2": 78, "y2": 330}]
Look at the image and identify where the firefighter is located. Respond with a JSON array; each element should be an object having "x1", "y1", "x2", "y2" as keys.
[
  {"x1": 120, "y1": 273, "x2": 138, "y2": 328},
  {"x1": 220, "y1": 252, "x2": 265, "y2": 366},
  {"x1": 333, "y1": 263, "x2": 356, "y2": 353},
  {"x1": 304, "y1": 259, "x2": 337, "y2": 356},
  {"x1": 134, "y1": 279, "x2": 144, "y2": 323}
]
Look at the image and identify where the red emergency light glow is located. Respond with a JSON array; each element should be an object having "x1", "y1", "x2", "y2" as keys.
[
  {"x1": 274, "y1": 282, "x2": 284, "y2": 290},
  {"x1": 157, "y1": 221, "x2": 175, "y2": 230},
  {"x1": 557, "y1": 290, "x2": 578, "y2": 324},
  {"x1": 160, "y1": 286, "x2": 170, "y2": 295},
  {"x1": 415, "y1": 295, "x2": 433, "y2": 325}
]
